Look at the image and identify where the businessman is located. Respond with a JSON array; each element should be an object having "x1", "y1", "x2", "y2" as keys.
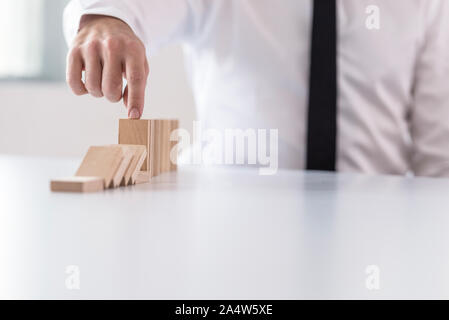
[{"x1": 63, "y1": 0, "x2": 449, "y2": 177}]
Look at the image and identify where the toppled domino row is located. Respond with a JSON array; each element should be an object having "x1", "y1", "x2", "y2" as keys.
[{"x1": 50, "y1": 119, "x2": 179, "y2": 193}]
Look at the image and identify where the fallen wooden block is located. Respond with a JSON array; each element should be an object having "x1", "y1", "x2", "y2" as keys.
[
  {"x1": 134, "y1": 171, "x2": 151, "y2": 184},
  {"x1": 50, "y1": 176, "x2": 104, "y2": 193},
  {"x1": 111, "y1": 145, "x2": 134, "y2": 188},
  {"x1": 120, "y1": 144, "x2": 147, "y2": 186},
  {"x1": 75, "y1": 145, "x2": 132, "y2": 188}
]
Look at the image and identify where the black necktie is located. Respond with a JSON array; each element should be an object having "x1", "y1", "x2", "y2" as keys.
[{"x1": 306, "y1": 0, "x2": 337, "y2": 171}]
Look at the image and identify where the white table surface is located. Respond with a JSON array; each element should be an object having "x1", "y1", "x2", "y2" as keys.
[{"x1": 1, "y1": 154, "x2": 449, "y2": 299}]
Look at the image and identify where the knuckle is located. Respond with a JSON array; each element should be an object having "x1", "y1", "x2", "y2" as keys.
[
  {"x1": 84, "y1": 39, "x2": 100, "y2": 53},
  {"x1": 68, "y1": 47, "x2": 82, "y2": 61},
  {"x1": 103, "y1": 37, "x2": 123, "y2": 52}
]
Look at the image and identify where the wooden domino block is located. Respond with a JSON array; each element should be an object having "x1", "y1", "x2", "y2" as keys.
[
  {"x1": 50, "y1": 176, "x2": 104, "y2": 193},
  {"x1": 119, "y1": 118, "x2": 179, "y2": 179},
  {"x1": 119, "y1": 144, "x2": 147, "y2": 186},
  {"x1": 170, "y1": 119, "x2": 179, "y2": 171},
  {"x1": 159, "y1": 120, "x2": 165, "y2": 173},
  {"x1": 52, "y1": 119, "x2": 179, "y2": 194},
  {"x1": 134, "y1": 171, "x2": 151, "y2": 184},
  {"x1": 118, "y1": 119, "x2": 151, "y2": 171},
  {"x1": 112, "y1": 145, "x2": 135, "y2": 188},
  {"x1": 75, "y1": 145, "x2": 131, "y2": 188},
  {"x1": 161, "y1": 120, "x2": 169, "y2": 173},
  {"x1": 149, "y1": 119, "x2": 156, "y2": 177},
  {"x1": 153, "y1": 119, "x2": 162, "y2": 177}
]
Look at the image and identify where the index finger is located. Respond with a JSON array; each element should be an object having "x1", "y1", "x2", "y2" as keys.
[{"x1": 124, "y1": 57, "x2": 148, "y2": 119}]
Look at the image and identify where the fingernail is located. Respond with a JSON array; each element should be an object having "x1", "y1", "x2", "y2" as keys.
[{"x1": 128, "y1": 108, "x2": 141, "y2": 119}]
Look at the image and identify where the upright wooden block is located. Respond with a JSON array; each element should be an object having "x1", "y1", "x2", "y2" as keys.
[
  {"x1": 119, "y1": 118, "x2": 179, "y2": 179},
  {"x1": 169, "y1": 119, "x2": 179, "y2": 171},
  {"x1": 118, "y1": 119, "x2": 151, "y2": 171},
  {"x1": 153, "y1": 120, "x2": 161, "y2": 177},
  {"x1": 119, "y1": 144, "x2": 147, "y2": 186},
  {"x1": 50, "y1": 177, "x2": 104, "y2": 193},
  {"x1": 75, "y1": 145, "x2": 125, "y2": 188},
  {"x1": 149, "y1": 119, "x2": 156, "y2": 177},
  {"x1": 161, "y1": 120, "x2": 169, "y2": 173}
]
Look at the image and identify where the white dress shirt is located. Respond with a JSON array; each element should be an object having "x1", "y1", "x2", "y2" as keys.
[{"x1": 64, "y1": 0, "x2": 449, "y2": 177}]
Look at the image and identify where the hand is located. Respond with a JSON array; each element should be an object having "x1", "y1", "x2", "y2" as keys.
[{"x1": 66, "y1": 15, "x2": 149, "y2": 119}]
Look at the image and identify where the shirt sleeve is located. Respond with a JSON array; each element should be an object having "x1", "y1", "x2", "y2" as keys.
[
  {"x1": 410, "y1": 0, "x2": 449, "y2": 178},
  {"x1": 63, "y1": 0, "x2": 205, "y2": 55}
]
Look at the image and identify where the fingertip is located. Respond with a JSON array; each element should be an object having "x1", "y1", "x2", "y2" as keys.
[{"x1": 128, "y1": 107, "x2": 141, "y2": 119}]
